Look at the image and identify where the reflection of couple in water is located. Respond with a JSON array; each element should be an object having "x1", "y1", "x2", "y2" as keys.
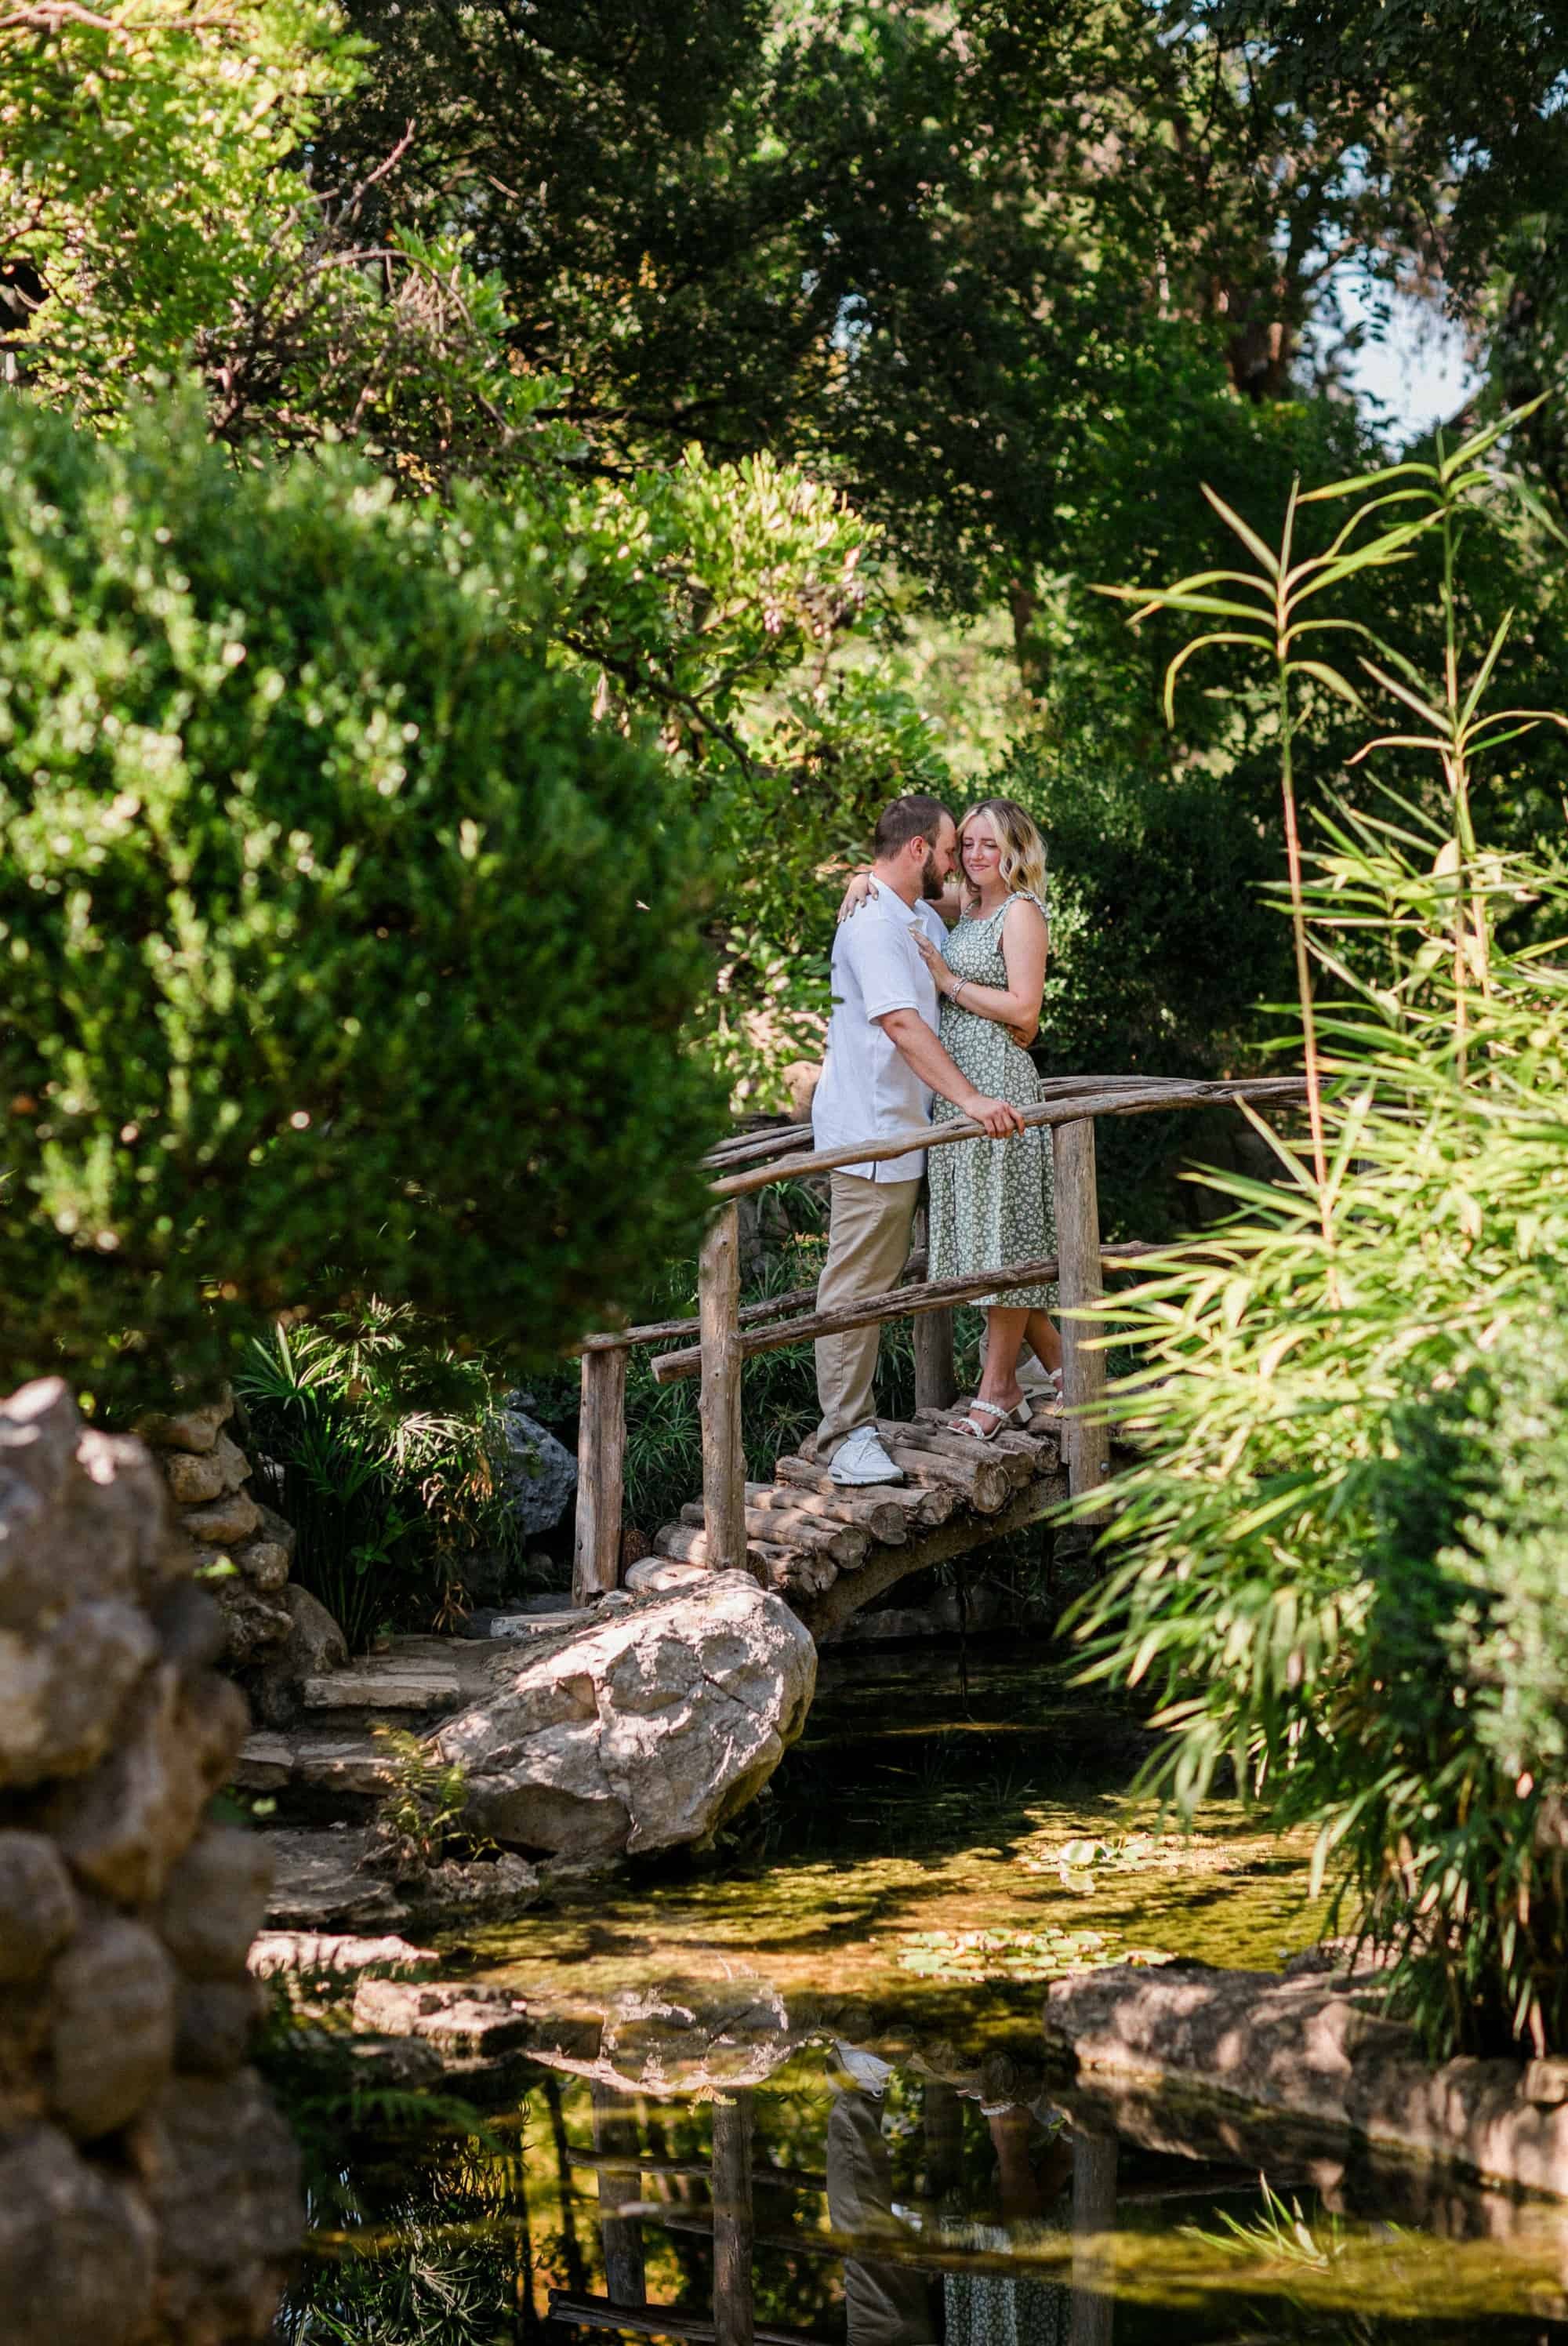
[
  {"x1": 825, "y1": 2043, "x2": 1073, "y2": 2346},
  {"x1": 812, "y1": 794, "x2": 1063, "y2": 1491}
]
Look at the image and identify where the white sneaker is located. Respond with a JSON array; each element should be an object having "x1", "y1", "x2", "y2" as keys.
[{"x1": 829, "y1": 1425, "x2": 905, "y2": 1486}]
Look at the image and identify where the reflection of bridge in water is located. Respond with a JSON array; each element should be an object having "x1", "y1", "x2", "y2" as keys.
[
  {"x1": 570, "y1": 1077, "x2": 1307, "y2": 1637},
  {"x1": 537, "y1": 2018, "x2": 1139, "y2": 2346},
  {"x1": 523, "y1": 1997, "x2": 1534, "y2": 2346}
]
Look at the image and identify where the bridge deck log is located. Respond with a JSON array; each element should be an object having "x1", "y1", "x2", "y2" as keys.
[
  {"x1": 771, "y1": 1456, "x2": 958, "y2": 1528},
  {"x1": 798, "y1": 1470, "x2": 1067, "y2": 1643},
  {"x1": 677, "y1": 1499, "x2": 869, "y2": 1570}
]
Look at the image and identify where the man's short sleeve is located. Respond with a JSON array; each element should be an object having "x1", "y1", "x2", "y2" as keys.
[{"x1": 848, "y1": 912, "x2": 920, "y2": 1023}]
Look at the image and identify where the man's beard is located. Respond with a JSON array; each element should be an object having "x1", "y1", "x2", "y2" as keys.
[{"x1": 920, "y1": 851, "x2": 945, "y2": 900}]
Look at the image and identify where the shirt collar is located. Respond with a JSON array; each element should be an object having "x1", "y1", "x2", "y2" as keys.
[{"x1": 876, "y1": 888, "x2": 925, "y2": 929}]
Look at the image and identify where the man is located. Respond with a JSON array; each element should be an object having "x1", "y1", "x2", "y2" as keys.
[{"x1": 811, "y1": 793, "x2": 1024, "y2": 1486}]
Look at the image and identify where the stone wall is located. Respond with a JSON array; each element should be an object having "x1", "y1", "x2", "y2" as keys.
[
  {"x1": 0, "y1": 1378, "x2": 302, "y2": 2346},
  {"x1": 140, "y1": 1387, "x2": 347, "y2": 1703}
]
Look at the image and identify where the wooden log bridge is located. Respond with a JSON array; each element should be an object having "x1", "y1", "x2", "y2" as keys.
[{"x1": 571, "y1": 1076, "x2": 1305, "y2": 1636}]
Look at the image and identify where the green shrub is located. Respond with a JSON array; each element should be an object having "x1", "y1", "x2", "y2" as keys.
[
  {"x1": 0, "y1": 398, "x2": 724, "y2": 1411},
  {"x1": 236, "y1": 1303, "x2": 524, "y2": 1650}
]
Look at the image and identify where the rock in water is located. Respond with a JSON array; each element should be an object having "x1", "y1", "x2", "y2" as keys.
[
  {"x1": 432, "y1": 1573, "x2": 817, "y2": 1859},
  {"x1": 496, "y1": 1396, "x2": 578, "y2": 1537}
]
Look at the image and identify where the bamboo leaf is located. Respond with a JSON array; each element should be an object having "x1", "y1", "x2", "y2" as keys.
[
  {"x1": 1163, "y1": 630, "x2": 1266, "y2": 722},
  {"x1": 1290, "y1": 521, "x2": 1434, "y2": 601},
  {"x1": 1109, "y1": 590, "x2": 1278, "y2": 625},
  {"x1": 1457, "y1": 612, "x2": 1515, "y2": 729},
  {"x1": 1283, "y1": 617, "x2": 1402, "y2": 659},
  {"x1": 1439, "y1": 394, "x2": 1548, "y2": 481},
  {"x1": 1289, "y1": 488, "x2": 1439, "y2": 584},
  {"x1": 1346, "y1": 733, "x2": 1446, "y2": 766},
  {"x1": 1357, "y1": 659, "x2": 1450, "y2": 731},
  {"x1": 1461, "y1": 719, "x2": 1542, "y2": 754},
  {"x1": 1200, "y1": 483, "x2": 1281, "y2": 578},
  {"x1": 1287, "y1": 659, "x2": 1367, "y2": 710},
  {"x1": 1236, "y1": 1095, "x2": 1314, "y2": 1186},
  {"x1": 1465, "y1": 706, "x2": 1568, "y2": 736},
  {"x1": 1094, "y1": 572, "x2": 1272, "y2": 607},
  {"x1": 1507, "y1": 474, "x2": 1568, "y2": 552},
  {"x1": 1298, "y1": 460, "x2": 1436, "y2": 504}
]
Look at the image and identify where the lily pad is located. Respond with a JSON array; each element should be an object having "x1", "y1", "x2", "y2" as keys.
[{"x1": 896, "y1": 1924, "x2": 1167, "y2": 1985}]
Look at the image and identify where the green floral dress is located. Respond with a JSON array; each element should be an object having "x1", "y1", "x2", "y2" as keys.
[{"x1": 928, "y1": 891, "x2": 1055, "y2": 1309}]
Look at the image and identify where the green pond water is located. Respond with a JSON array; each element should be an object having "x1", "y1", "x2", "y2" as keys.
[{"x1": 278, "y1": 1645, "x2": 1568, "y2": 2346}]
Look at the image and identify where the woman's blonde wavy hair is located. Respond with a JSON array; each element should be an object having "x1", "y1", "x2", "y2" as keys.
[{"x1": 957, "y1": 797, "x2": 1047, "y2": 905}]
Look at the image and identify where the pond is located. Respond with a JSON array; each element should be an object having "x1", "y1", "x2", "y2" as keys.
[{"x1": 274, "y1": 1645, "x2": 1568, "y2": 2345}]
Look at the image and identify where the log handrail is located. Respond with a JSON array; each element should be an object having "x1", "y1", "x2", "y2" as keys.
[
  {"x1": 550, "y1": 2293, "x2": 819, "y2": 2346},
  {"x1": 708, "y1": 1077, "x2": 1307, "y2": 1198},
  {"x1": 647, "y1": 1241, "x2": 1203, "y2": 1385},
  {"x1": 573, "y1": 1255, "x2": 928, "y2": 1357},
  {"x1": 694, "y1": 1072, "x2": 1276, "y2": 1175}
]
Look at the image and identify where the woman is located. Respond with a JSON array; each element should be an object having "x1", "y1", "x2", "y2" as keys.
[
  {"x1": 919, "y1": 797, "x2": 1061, "y2": 1436},
  {"x1": 840, "y1": 798, "x2": 1062, "y2": 1437}
]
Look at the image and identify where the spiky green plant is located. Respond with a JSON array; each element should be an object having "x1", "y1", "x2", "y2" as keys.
[
  {"x1": 238, "y1": 1302, "x2": 524, "y2": 1650},
  {"x1": 1073, "y1": 419, "x2": 1568, "y2": 2058},
  {"x1": 1095, "y1": 399, "x2": 1556, "y2": 1212}
]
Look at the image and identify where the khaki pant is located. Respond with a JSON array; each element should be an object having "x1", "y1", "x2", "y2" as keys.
[
  {"x1": 827, "y1": 2090, "x2": 940, "y2": 2346},
  {"x1": 814, "y1": 1171, "x2": 921, "y2": 1460}
]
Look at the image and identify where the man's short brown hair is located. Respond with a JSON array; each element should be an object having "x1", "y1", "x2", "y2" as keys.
[{"x1": 873, "y1": 793, "x2": 953, "y2": 857}]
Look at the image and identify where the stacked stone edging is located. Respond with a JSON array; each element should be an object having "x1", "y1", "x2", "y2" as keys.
[
  {"x1": 140, "y1": 1388, "x2": 346, "y2": 1696},
  {"x1": 0, "y1": 1378, "x2": 302, "y2": 2346},
  {"x1": 1043, "y1": 1956, "x2": 1568, "y2": 2201}
]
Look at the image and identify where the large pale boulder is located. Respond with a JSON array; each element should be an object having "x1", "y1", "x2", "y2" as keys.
[
  {"x1": 433, "y1": 1573, "x2": 816, "y2": 1859},
  {"x1": 0, "y1": 1600, "x2": 159, "y2": 1788}
]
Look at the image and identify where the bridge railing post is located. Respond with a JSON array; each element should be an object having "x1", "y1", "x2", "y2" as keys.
[
  {"x1": 1054, "y1": 1117, "x2": 1112, "y2": 1515},
  {"x1": 710, "y1": 2090, "x2": 755, "y2": 2346},
  {"x1": 699, "y1": 1201, "x2": 748, "y2": 1571},
  {"x1": 910, "y1": 1202, "x2": 957, "y2": 1413},
  {"x1": 573, "y1": 1346, "x2": 627, "y2": 1607}
]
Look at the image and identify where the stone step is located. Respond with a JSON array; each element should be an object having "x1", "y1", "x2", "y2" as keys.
[
  {"x1": 300, "y1": 1662, "x2": 462, "y2": 1713},
  {"x1": 236, "y1": 1726, "x2": 397, "y2": 1796},
  {"x1": 297, "y1": 1630, "x2": 506, "y2": 1720},
  {"x1": 458, "y1": 1601, "x2": 593, "y2": 1640}
]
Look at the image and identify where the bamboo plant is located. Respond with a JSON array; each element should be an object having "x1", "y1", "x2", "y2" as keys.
[{"x1": 1072, "y1": 412, "x2": 1568, "y2": 2060}]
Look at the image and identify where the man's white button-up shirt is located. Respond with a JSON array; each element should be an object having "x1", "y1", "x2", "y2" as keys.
[{"x1": 811, "y1": 891, "x2": 949, "y2": 1182}]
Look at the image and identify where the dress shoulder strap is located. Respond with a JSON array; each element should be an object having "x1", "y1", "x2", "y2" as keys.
[{"x1": 1006, "y1": 887, "x2": 1049, "y2": 925}]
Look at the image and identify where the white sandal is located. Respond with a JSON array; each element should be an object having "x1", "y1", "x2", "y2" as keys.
[{"x1": 949, "y1": 1397, "x2": 1028, "y2": 1441}]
